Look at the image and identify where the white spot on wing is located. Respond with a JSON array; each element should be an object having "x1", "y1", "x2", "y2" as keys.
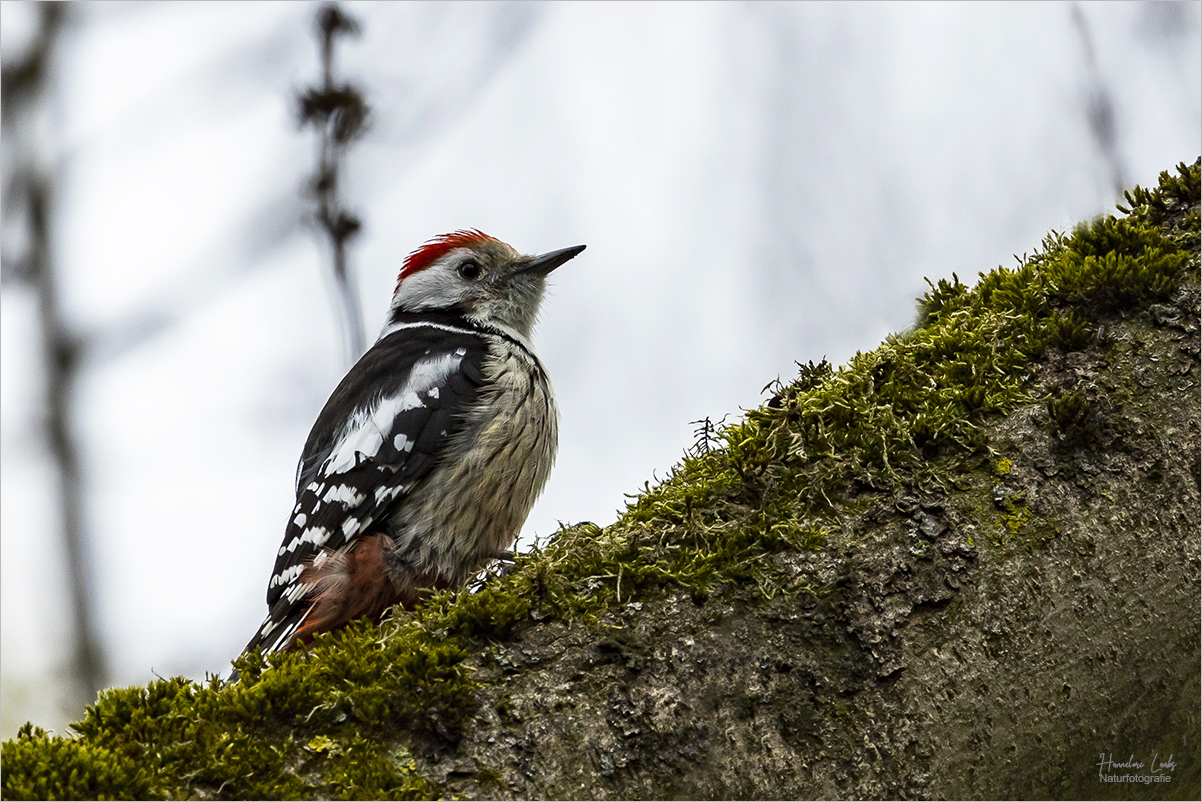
[
  {"x1": 267, "y1": 614, "x2": 306, "y2": 654},
  {"x1": 393, "y1": 433, "x2": 414, "y2": 452},
  {"x1": 283, "y1": 526, "x2": 331, "y2": 554},
  {"x1": 285, "y1": 581, "x2": 315, "y2": 603},
  {"x1": 323, "y1": 351, "x2": 464, "y2": 475},
  {"x1": 374, "y1": 484, "x2": 405, "y2": 504},
  {"x1": 293, "y1": 512, "x2": 307, "y2": 527},
  {"x1": 322, "y1": 484, "x2": 365, "y2": 506},
  {"x1": 271, "y1": 564, "x2": 305, "y2": 587}
]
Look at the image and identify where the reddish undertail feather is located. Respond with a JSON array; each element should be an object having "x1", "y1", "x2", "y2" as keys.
[
  {"x1": 396, "y1": 229, "x2": 497, "y2": 290},
  {"x1": 290, "y1": 533, "x2": 443, "y2": 648}
]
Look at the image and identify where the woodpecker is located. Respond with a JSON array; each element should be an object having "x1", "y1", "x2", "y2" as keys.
[{"x1": 243, "y1": 230, "x2": 583, "y2": 656}]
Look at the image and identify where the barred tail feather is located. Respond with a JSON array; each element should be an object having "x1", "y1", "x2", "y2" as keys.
[{"x1": 243, "y1": 604, "x2": 313, "y2": 658}]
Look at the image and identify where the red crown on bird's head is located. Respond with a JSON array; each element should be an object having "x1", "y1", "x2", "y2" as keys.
[{"x1": 396, "y1": 229, "x2": 497, "y2": 290}]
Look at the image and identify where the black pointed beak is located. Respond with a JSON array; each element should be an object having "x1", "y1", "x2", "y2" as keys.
[{"x1": 519, "y1": 244, "x2": 586, "y2": 276}]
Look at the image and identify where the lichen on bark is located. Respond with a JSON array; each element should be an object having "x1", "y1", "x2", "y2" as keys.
[{"x1": 2, "y1": 160, "x2": 1199, "y2": 801}]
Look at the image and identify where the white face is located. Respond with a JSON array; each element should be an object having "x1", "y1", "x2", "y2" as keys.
[
  {"x1": 392, "y1": 244, "x2": 547, "y2": 338},
  {"x1": 395, "y1": 248, "x2": 487, "y2": 311}
]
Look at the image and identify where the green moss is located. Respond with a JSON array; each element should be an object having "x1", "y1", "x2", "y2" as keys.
[
  {"x1": 0, "y1": 724, "x2": 161, "y2": 800},
  {"x1": 1047, "y1": 389, "x2": 1091, "y2": 430},
  {"x1": 998, "y1": 496, "x2": 1032, "y2": 545},
  {"x1": 985, "y1": 490, "x2": 1060, "y2": 551},
  {"x1": 2, "y1": 616, "x2": 468, "y2": 799},
  {"x1": 3, "y1": 161, "x2": 1198, "y2": 800},
  {"x1": 494, "y1": 160, "x2": 1198, "y2": 617},
  {"x1": 314, "y1": 738, "x2": 437, "y2": 801}
]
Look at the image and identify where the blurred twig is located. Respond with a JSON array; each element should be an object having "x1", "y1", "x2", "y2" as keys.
[
  {"x1": 1, "y1": 3, "x2": 107, "y2": 707},
  {"x1": 299, "y1": 2, "x2": 370, "y2": 366},
  {"x1": 1071, "y1": 3, "x2": 1128, "y2": 199}
]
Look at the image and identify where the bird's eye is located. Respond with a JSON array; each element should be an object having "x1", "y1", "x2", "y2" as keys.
[{"x1": 457, "y1": 260, "x2": 482, "y2": 280}]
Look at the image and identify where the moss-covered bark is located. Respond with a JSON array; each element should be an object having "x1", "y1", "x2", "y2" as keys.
[{"x1": 3, "y1": 161, "x2": 1199, "y2": 801}]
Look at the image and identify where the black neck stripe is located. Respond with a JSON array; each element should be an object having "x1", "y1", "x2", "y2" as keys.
[{"x1": 386, "y1": 308, "x2": 535, "y2": 359}]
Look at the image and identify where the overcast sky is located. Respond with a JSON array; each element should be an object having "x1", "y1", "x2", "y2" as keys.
[{"x1": 2, "y1": 0, "x2": 1199, "y2": 738}]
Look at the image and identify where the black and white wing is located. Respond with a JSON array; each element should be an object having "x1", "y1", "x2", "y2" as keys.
[{"x1": 245, "y1": 320, "x2": 488, "y2": 654}]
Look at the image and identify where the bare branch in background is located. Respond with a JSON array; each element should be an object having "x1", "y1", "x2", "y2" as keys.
[
  {"x1": 298, "y1": 2, "x2": 371, "y2": 366},
  {"x1": 1071, "y1": 2, "x2": 1128, "y2": 199},
  {"x1": 1, "y1": 3, "x2": 107, "y2": 707}
]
